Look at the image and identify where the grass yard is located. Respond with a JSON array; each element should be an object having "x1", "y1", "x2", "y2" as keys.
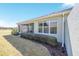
[{"x1": 0, "y1": 29, "x2": 22, "y2": 56}]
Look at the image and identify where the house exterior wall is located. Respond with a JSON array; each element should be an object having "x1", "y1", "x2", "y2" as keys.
[
  {"x1": 66, "y1": 4, "x2": 79, "y2": 56},
  {"x1": 34, "y1": 22, "x2": 38, "y2": 33},
  {"x1": 33, "y1": 16, "x2": 64, "y2": 43},
  {"x1": 57, "y1": 17, "x2": 63, "y2": 43},
  {"x1": 64, "y1": 15, "x2": 72, "y2": 56}
]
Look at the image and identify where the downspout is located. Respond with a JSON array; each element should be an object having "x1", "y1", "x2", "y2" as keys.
[{"x1": 62, "y1": 13, "x2": 65, "y2": 47}]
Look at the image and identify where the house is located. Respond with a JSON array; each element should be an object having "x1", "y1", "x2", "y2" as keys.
[{"x1": 17, "y1": 4, "x2": 79, "y2": 56}]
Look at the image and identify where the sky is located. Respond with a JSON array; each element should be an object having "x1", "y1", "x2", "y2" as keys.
[{"x1": 0, "y1": 3, "x2": 74, "y2": 27}]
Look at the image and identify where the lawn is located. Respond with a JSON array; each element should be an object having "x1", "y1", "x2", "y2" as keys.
[{"x1": 0, "y1": 29, "x2": 22, "y2": 56}]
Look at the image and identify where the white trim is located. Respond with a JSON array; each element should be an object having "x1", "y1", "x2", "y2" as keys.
[{"x1": 37, "y1": 19, "x2": 58, "y2": 39}]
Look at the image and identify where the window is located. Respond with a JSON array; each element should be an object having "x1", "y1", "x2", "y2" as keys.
[
  {"x1": 38, "y1": 23, "x2": 42, "y2": 33},
  {"x1": 50, "y1": 22, "x2": 57, "y2": 34},
  {"x1": 38, "y1": 21, "x2": 57, "y2": 34},
  {"x1": 44, "y1": 21, "x2": 49, "y2": 33}
]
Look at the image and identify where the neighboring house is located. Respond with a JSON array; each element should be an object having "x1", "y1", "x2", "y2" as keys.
[{"x1": 17, "y1": 4, "x2": 79, "y2": 56}]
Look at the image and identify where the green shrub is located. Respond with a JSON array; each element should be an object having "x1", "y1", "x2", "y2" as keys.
[
  {"x1": 11, "y1": 28, "x2": 19, "y2": 35},
  {"x1": 21, "y1": 33, "x2": 58, "y2": 46},
  {"x1": 46, "y1": 36, "x2": 58, "y2": 46}
]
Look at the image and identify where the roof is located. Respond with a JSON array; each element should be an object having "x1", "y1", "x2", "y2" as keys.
[{"x1": 17, "y1": 7, "x2": 73, "y2": 25}]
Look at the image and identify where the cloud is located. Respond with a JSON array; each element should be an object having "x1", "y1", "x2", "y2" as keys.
[
  {"x1": 61, "y1": 3, "x2": 75, "y2": 9},
  {"x1": 0, "y1": 20, "x2": 17, "y2": 27},
  {"x1": 63, "y1": 3, "x2": 75, "y2": 6}
]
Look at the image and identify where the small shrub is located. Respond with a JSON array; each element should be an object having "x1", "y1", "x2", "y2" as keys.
[
  {"x1": 46, "y1": 36, "x2": 58, "y2": 46},
  {"x1": 21, "y1": 33, "x2": 58, "y2": 46},
  {"x1": 11, "y1": 28, "x2": 19, "y2": 35}
]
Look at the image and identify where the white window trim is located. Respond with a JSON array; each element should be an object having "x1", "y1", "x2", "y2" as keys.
[
  {"x1": 38, "y1": 20, "x2": 57, "y2": 35},
  {"x1": 49, "y1": 20, "x2": 57, "y2": 34}
]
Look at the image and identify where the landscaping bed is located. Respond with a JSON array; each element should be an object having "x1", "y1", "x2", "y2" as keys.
[
  {"x1": 42, "y1": 43, "x2": 67, "y2": 56},
  {"x1": 20, "y1": 33, "x2": 67, "y2": 56},
  {"x1": 20, "y1": 33, "x2": 58, "y2": 46}
]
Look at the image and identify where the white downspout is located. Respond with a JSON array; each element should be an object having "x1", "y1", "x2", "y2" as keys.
[{"x1": 62, "y1": 13, "x2": 65, "y2": 47}]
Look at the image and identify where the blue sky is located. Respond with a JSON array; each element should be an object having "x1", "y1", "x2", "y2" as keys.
[{"x1": 0, "y1": 3, "x2": 73, "y2": 27}]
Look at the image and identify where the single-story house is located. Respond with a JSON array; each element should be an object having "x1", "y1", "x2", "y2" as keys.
[{"x1": 17, "y1": 4, "x2": 79, "y2": 56}]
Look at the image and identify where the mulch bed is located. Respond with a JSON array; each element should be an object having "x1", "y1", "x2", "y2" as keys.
[
  {"x1": 28, "y1": 40, "x2": 67, "y2": 56},
  {"x1": 42, "y1": 43, "x2": 67, "y2": 56},
  {"x1": 20, "y1": 35, "x2": 67, "y2": 56}
]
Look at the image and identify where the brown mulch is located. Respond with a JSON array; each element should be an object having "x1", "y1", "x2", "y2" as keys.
[
  {"x1": 19, "y1": 33, "x2": 67, "y2": 56},
  {"x1": 31, "y1": 40, "x2": 67, "y2": 56},
  {"x1": 42, "y1": 43, "x2": 67, "y2": 56}
]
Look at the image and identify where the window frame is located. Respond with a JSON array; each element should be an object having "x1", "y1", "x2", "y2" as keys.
[
  {"x1": 50, "y1": 21, "x2": 57, "y2": 34},
  {"x1": 43, "y1": 21, "x2": 49, "y2": 33},
  {"x1": 38, "y1": 20, "x2": 57, "y2": 35}
]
